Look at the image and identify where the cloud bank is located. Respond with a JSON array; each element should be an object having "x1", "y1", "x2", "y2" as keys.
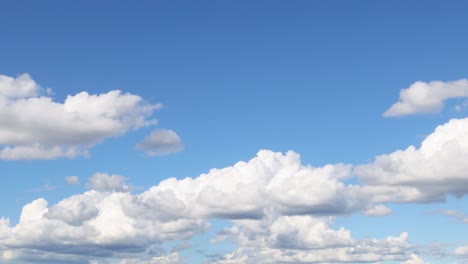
[{"x1": 2, "y1": 75, "x2": 467, "y2": 263}]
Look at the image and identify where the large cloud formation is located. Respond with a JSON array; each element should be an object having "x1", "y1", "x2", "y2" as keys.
[
  {"x1": 0, "y1": 150, "x2": 426, "y2": 263},
  {"x1": 3, "y1": 75, "x2": 468, "y2": 263},
  {"x1": 383, "y1": 79, "x2": 468, "y2": 117},
  {"x1": 0, "y1": 73, "x2": 160, "y2": 160},
  {"x1": 356, "y1": 117, "x2": 468, "y2": 203}
]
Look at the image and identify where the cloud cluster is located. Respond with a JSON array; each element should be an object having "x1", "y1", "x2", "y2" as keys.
[
  {"x1": 0, "y1": 150, "x2": 424, "y2": 263},
  {"x1": 1, "y1": 115, "x2": 468, "y2": 262},
  {"x1": 2, "y1": 74, "x2": 468, "y2": 263},
  {"x1": 0, "y1": 74, "x2": 160, "y2": 160},
  {"x1": 0, "y1": 174, "x2": 208, "y2": 263},
  {"x1": 383, "y1": 79, "x2": 468, "y2": 117},
  {"x1": 211, "y1": 215, "x2": 414, "y2": 263}
]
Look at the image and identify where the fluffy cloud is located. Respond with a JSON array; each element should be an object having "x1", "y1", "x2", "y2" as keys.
[
  {"x1": 65, "y1": 176, "x2": 80, "y2": 185},
  {"x1": 401, "y1": 253, "x2": 430, "y2": 264},
  {"x1": 0, "y1": 148, "x2": 432, "y2": 263},
  {"x1": 0, "y1": 191, "x2": 208, "y2": 263},
  {"x1": 119, "y1": 253, "x2": 185, "y2": 264},
  {"x1": 134, "y1": 150, "x2": 357, "y2": 219},
  {"x1": 363, "y1": 204, "x2": 393, "y2": 217},
  {"x1": 86, "y1": 173, "x2": 129, "y2": 192},
  {"x1": 383, "y1": 79, "x2": 468, "y2": 117},
  {"x1": 0, "y1": 73, "x2": 40, "y2": 98},
  {"x1": 210, "y1": 215, "x2": 413, "y2": 263},
  {"x1": 0, "y1": 73, "x2": 160, "y2": 160},
  {"x1": 136, "y1": 129, "x2": 184, "y2": 156},
  {"x1": 356, "y1": 118, "x2": 468, "y2": 203}
]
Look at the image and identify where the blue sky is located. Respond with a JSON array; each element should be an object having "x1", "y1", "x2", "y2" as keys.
[{"x1": 1, "y1": 1, "x2": 468, "y2": 263}]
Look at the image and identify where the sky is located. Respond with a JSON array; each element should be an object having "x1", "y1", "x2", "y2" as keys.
[{"x1": 1, "y1": 0, "x2": 468, "y2": 263}]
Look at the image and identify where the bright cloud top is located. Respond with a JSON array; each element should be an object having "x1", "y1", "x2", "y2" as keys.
[
  {"x1": 0, "y1": 73, "x2": 161, "y2": 160},
  {"x1": 136, "y1": 129, "x2": 184, "y2": 156},
  {"x1": 356, "y1": 117, "x2": 468, "y2": 203},
  {"x1": 2, "y1": 116, "x2": 468, "y2": 262},
  {"x1": 383, "y1": 79, "x2": 468, "y2": 117},
  {"x1": 0, "y1": 155, "x2": 416, "y2": 264}
]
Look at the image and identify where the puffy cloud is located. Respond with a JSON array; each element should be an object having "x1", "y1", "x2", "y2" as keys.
[
  {"x1": 0, "y1": 73, "x2": 160, "y2": 160},
  {"x1": 363, "y1": 204, "x2": 393, "y2": 217},
  {"x1": 356, "y1": 118, "x2": 468, "y2": 203},
  {"x1": 65, "y1": 176, "x2": 80, "y2": 185},
  {"x1": 86, "y1": 173, "x2": 129, "y2": 192},
  {"x1": 133, "y1": 150, "x2": 357, "y2": 219},
  {"x1": 0, "y1": 190, "x2": 208, "y2": 263},
  {"x1": 7, "y1": 140, "x2": 468, "y2": 263},
  {"x1": 210, "y1": 215, "x2": 413, "y2": 264},
  {"x1": 136, "y1": 129, "x2": 184, "y2": 156},
  {"x1": 0, "y1": 73, "x2": 40, "y2": 98},
  {"x1": 383, "y1": 79, "x2": 468, "y2": 117},
  {"x1": 401, "y1": 253, "x2": 430, "y2": 264},
  {"x1": 0, "y1": 150, "x2": 377, "y2": 263},
  {"x1": 119, "y1": 253, "x2": 185, "y2": 264}
]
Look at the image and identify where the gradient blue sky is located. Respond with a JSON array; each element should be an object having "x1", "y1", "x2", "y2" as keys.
[{"x1": 1, "y1": 1, "x2": 468, "y2": 263}]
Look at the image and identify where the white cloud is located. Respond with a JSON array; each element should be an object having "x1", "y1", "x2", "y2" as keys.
[
  {"x1": 5, "y1": 132, "x2": 468, "y2": 263},
  {"x1": 356, "y1": 118, "x2": 468, "y2": 203},
  {"x1": 363, "y1": 204, "x2": 393, "y2": 217},
  {"x1": 65, "y1": 176, "x2": 80, "y2": 185},
  {"x1": 0, "y1": 151, "x2": 374, "y2": 263},
  {"x1": 383, "y1": 79, "x2": 468, "y2": 117},
  {"x1": 0, "y1": 73, "x2": 160, "y2": 160},
  {"x1": 454, "y1": 246, "x2": 468, "y2": 257},
  {"x1": 86, "y1": 173, "x2": 129, "y2": 192},
  {"x1": 401, "y1": 253, "x2": 430, "y2": 264},
  {"x1": 0, "y1": 73, "x2": 40, "y2": 98},
  {"x1": 210, "y1": 216, "x2": 413, "y2": 263},
  {"x1": 136, "y1": 129, "x2": 184, "y2": 156},
  {"x1": 0, "y1": 191, "x2": 207, "y2": 263},
  {"x1": 120, "y1": 253, "x2": 185, "y2": 264},
  {"x1": 132, "y1": 150, "x2": 357, "y2": 219}
]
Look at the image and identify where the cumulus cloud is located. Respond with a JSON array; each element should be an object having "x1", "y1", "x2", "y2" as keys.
[
  {"x1": 0, "y1": 73, "x2": 160, "y2": 160},
  {"x1": 401, "y1": 253, "x2": 431, "y2": 264},
  {"x1": 383, "y1": 79, "x2": 468, "y2": 117},
  {"x1": 0, "y1": 150, "x2": 405, "y2": 263},
  {"x1": 6, "y1": 112, "x2": 468, "y2": 263},
  {"x1": 0, "y1": 73, "x2": 40, "y2": 98},
  {"x1": 134, "y1": 150, "x2": 358, "y2": 219},
  {"x1": 65, "y1": 176, "x2": 80, "y2": 185},
  {"x1": 119, "y1": 253, "x2": 185, "y2": 264},
  {"x1": 86, "y1": 173, "x2": 129, "y2": 192},
  {"x1": 210, "y1": 216, "x2": 413, "y2": 263},
  {"x1": 363, "y1": 204, "x2": 393, "y2": 217},
  {"x1": 356, "y1": 118, "x2": 468, "y2": 203},
  {"x1": 136, "y1": 129, "x2": 184, "y2": 156},
  {"x1": 0, "y1": 191, "x2": 208, "y2": 263}
]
